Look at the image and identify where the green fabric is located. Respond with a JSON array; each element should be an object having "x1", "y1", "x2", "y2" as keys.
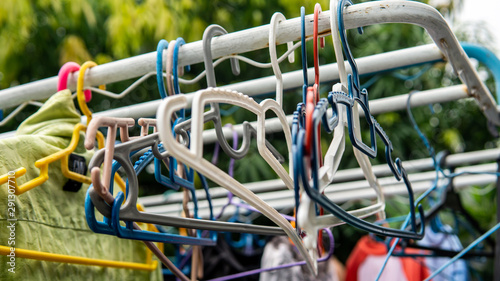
[{"x1": 0, "y1": 90, "x2": 162, "y2": 280}]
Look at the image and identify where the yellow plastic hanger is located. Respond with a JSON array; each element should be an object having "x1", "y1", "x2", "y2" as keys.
[
  {"x1": 77, "y1": 61, "x2": 103, "y2": 126},
  {"x1": 1, "y1": 61, "x2": 161, "y2": 270},
  {"x1": 0, "y1": 245, "x2": 157, "y2": 271},
  {"x1": 0, "y1": 61, "x2": 125, "y2": 194}
]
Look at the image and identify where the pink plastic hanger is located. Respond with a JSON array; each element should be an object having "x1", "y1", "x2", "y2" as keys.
[{"x1": 57, "y1": 62, "x2": 92, "y2": 102}]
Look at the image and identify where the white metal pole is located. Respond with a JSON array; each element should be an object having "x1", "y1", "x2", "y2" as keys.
[
  {"x1": 0, "y1": 1, "x2": 496, "y2": 125},
  {"x1": 148, "y1": 163, "x2": 498, "y2": 219},
  {"x1": 139, "y1": 148, "x2": 500, "y2": 208}
]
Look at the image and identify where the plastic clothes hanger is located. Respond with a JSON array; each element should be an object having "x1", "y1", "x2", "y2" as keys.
[
  {"x1": 337, "y1": 0, "x2": 377, "y2": 158},
  {"x1": 0, "y1": 123, "x2": 104, "y2": 194},
  {"x1": 77, "y1": 61, "x2": 100, "y2": 126},
  {"x1": 85, "y1": 185, "x2": 190, "y2": 281},
  {"x1": 296, "y1": 5, "x2": 328, "y2": 255},
  {"x1": 86, "y1": 182, "x2": 217, "y2": 246},
  {"x1": 58, "y1": 62, "x2": 92, "y2": 102},
  {"x1": 172, "y1": 25, "x2": 284, "y2": 163},
  {"x1": 160, "y1": 38, "x2": 199, "y2": 191},
  {"x1": 313, "y1": 0, "x2": 385, "y2": 213},
  {"x1": 154, "y1": 39, "x2": 196, "y2": 189},
  {"x1": 84, "y1": 116, "x2": 135, "y2": 199},
  {"x1": 156, "y1": 87, "x2": 316, "y2": 274},
  {"x1": 295, "y1": 98, "x2": 425, "y2": 239},
  {"x1": 156, "y1": 39, "x2": 170, "y2": 99},
  {"x1": 299, "y1": 0, "x2": 425, "y2": 240},
  {"x1": 86, "y1": 126, "x2": 288, "y2": 236},
  {"x1": 294, "y1": 0, "x2": 391, "y2": 256},
  {"x1": 198, "y1": 24, "x2": 248, "y2": 160},
  {"x1": 0, "y1": 244, "x2": 158, "y2": 271},
  {"x1": 165, "y1": 39, "x2": 177, "y2": 98},
  {"x1": 268, "y1": 12, "x2": 295, "y2": 107},
  {"x1": 304, "y1": 4, "x2": 325, "y2": 158},
  {"x1": 0, "y1": 62, "x2": 127, "y2": 194}
]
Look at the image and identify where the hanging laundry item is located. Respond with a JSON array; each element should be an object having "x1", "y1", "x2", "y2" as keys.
[
  {"x1": 0, "y1": 90, "x2": 162, "y2": 280},
  {"x1": 417, "y1": 225, "x2": 469, "y2": 281},
  {"x1": 345, "y1": 236, "x2": 429, "y2": 281},
  {"x1": 259, "y1": 236, "x2": 342, "y2": 281}
]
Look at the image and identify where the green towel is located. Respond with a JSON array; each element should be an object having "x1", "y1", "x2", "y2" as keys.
[{"x1": 0, "y1": 90, "x2": 162, "y2": 280}]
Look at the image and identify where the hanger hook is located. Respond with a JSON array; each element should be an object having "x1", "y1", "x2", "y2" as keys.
[
  {"x1": 77, "y1": 61, "x2": 101, "y2": 126},
  {"x1": 313, "y1": 3, "x2": 325, "y2": 89},
  {"x1": 300, "y1": 6, "x2": 309, "y2": 104},
  {"x1": 156, "y1": 39, "x2": 169, "y2": 99},
  {"x1": 165, "y1": 39, "x2": 177, "y2": 98},
  {"x1": 173, "y1": 37, "x2": 191, "y2": 96},
  {"x1": 202, "y1": 24, "x2": 240, "y2": 87},
  {"x1": 338, "y1": 0, "x2": 364, "y2": 96},
  {"x1": 269, "y1": 12, "x2": 294, "y2": 107},
  {"x1": 58, "y1": 62, "x2": 92, "y2": 102}
]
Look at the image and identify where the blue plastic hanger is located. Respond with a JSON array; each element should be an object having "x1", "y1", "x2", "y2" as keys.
[
  {"x1": 292, "y1": 97, "x2": 425, "y2": 239},
  {"x1": 85, "y1": 153, "x2": 217, "y2": 245},
  {"x1": 155, "y1": 38, "x2": 198, "y2": 191},
  {"x1": 300, "y1": 6, "x2": 309, "y2": 104},
  {"x1": 172, "y1": 37, "x2": 191, "y2": 98},
  {"x1": 156, "y1": 39, "x2": 169, "y2": 99},
  {"x1": 166, "y1": 117, "x2": 196, "y2": 190},
  {"x1": 335, "y1": 0, "x2": 378, "y2": 158},
  {"x1": 337, "y1": 0, "x2": 367, "y2": 107}
]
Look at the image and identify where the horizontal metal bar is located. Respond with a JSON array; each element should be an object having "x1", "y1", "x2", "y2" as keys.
[
  {"x1": 199, "y1": 84, "x2": 469, "y2": 144},
  {"x1": 146, "y1": 162, "x2": 498, "y2": 219},
  {"x1": 88, "y1": 44, "x2": 445, "y2": 119},
  {"x1": 1, "y1": 1, "x2": 496, "y2": 126},
  {"x1": 139, "y1": 148, "x2": 500, "y2": 208},
  {"x1": 0, "y1": 46, "x2": 464, "y2": 140}
]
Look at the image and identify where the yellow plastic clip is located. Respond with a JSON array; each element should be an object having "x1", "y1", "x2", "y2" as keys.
[{"x1": 77, "y1": 61, "x2": 105, "y2": 126}]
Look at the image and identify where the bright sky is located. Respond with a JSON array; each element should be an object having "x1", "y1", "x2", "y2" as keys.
[{"x1": 456, "y1": 0, "x2": 500, "y2": 54}]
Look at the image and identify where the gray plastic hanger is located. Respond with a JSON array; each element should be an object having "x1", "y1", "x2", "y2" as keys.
[
  {"x1": 88, "y1": 132, "x2": 286, "y2": 235},
  {"x1": 173, "y1": 24, "x2": 284, "y2": 162}
]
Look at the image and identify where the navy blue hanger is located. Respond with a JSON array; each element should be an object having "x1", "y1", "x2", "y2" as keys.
[
  {"x1": 336, "y1": 0, "x2": 378, "y2": 158},
  {"x1": 292, "y1": 95, "x2": 425, "y2": 239}
]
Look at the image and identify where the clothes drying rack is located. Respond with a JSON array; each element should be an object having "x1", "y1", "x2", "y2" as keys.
[{"x1": 1, "y1": 1, "x2": 500, "y2": 280}]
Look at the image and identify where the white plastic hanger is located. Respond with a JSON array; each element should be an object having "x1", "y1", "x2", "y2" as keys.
[
  {"x1": 156, "y1": 87, "x2": 316, "y2": 275},
  {"x1": 269, "y1": 12, "x2": 295, "y2": 107}
]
